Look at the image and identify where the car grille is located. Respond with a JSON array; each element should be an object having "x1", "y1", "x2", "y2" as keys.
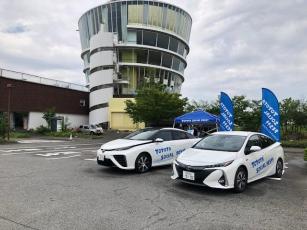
[
  {"x1": 175, "y1": 163, "x2": 215, "y2": 184},
  {"x1": 97, "y1": 157, "x2": 115, "y2": 167},
  {"x1": 113, "y1": 155, "x2": 127, "y2": 167}
]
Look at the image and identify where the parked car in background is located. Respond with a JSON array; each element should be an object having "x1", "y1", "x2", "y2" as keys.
[
  {"x1": 172, "y1": 131, "x2": 284, "y2": 193},
  {"x1": 97, "y1": 128, "x2": 201, "y2": 173},
  {"x1": 79, "y1": 124, "x2": 103, "y2": 135}
]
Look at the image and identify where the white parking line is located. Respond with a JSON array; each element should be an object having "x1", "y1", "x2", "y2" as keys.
[
  {"x1": 47, "y1": 155, "x2": 81, "y2": 160},
  {"x1": 0, "y1": 143, "x2": 99, "y2": 151},
  {"x1": 55, "y1": 147, "x2": 77, "y2": 149},
  {"x1": 36, "y1": 152, "x2": 80, "y2": 157},
  {"x1": 267, "y1": 178, "x2": 282, "y2": 181},
  {"x1": 84, "y1": 158, "x2": 97, "y2": 161},
  {"x1": 1, "y1": 149, "x2": 42, "y2": 153},
  {"x1": 1, "y1": 147, "x2": 98, "y2": 156},
  {"x1": 18, "y1": 140, "x2": 66, "y2": 144}
]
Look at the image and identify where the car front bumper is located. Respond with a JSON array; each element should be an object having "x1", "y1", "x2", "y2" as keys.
[
  {"x1": 96, "y1": 149, "x2": 134, "y2": 170},
  {"x1": 171, "y1": 161, "x2": 234, "y2": 189}
]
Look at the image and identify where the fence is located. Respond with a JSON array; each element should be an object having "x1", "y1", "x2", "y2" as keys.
[{"x1": 0, "y1": 68, "x2": 88, "y2": 92}]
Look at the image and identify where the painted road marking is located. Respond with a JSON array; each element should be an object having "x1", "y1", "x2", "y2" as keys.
[
  {"x1": 84, "y1": 158, "x2": 97, "y2": 161},
  {"x1": 1, "y1": 147, "x2": 98, "y2": 156},
  {"x1": 53, "y1": 146, "x2": 77, "y2": 150},
  {"x1": 47, "y1": 155, "x2": 81, "y2": 160},
  {"x1": 17, "y1": 140, "x2": 66, "y2": 144},
  {"x1": 1, "y1": 149, "x2": 42, "y2": 153},
  {"x1": 0, "y1": 143, "x2": 100, "y2": 151},
  {"x1": 36, "y1": 152, "x2": 80, "y2": 157},
  {"x1": 267, "y1": 177, "x2": 282, "y2": 181}
]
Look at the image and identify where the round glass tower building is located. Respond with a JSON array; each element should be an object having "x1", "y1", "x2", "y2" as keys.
[{"x1": 78, "y1": 0, "x2": 192, "y2": 125}]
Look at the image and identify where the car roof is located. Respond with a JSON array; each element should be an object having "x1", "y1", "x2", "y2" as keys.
[
  {"x1": 160, "y1": 127, "x2": 187, "y2": 132},
  {"x1": 142, "y1": 127, "x2": 188, "y2": 132},
  {"x1": 213, "y1": 131, "x2": 261, "y2": 137}
]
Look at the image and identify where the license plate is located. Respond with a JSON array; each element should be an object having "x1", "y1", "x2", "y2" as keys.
[
  {"x1": 98, "y1": 155, "x2": 104, "y2": 161},
  {"x1": 182, "y1": 171, "x2": 195, "y2": 180}
]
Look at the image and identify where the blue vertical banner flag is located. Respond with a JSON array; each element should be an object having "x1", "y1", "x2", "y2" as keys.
[
  {"x1": 261, "y1": 88, "x2": 281, "y2": 142},
  {"x1": 219, "y1": 92, "x2": 234, "y2": 131}
]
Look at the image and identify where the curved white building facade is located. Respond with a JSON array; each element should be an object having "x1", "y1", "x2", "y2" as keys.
[{"x1": 78, "y1": 0, "x2": 192, "y2": 125}]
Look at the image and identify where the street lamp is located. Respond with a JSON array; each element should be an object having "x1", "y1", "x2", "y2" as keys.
[{"x1": 6, "y1": 84, "x2": 13, "y2": 141}]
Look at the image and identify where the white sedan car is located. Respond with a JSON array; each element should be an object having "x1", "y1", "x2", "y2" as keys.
[
  {"x1": 172, "y1": 131, "x2": 285, "y2": 192},
  {"x1": 97, "y1": 128, "x2": 200, "y2": 173}
]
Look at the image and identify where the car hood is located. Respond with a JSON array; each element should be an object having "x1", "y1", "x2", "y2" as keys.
[
  {"x1": 101, "y1": 139, "x2": 152, "y2": 150},
  {"x1": 177, "y1": 148, "x2": 237, "y2": 166}
]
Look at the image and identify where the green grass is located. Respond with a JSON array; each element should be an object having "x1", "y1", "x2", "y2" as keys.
[
  {"x1": 282, "y1": 140, "x2": 307, "y2": 148},
  {"x1": 10, "y1": 131, "x2": 32, "y2": 139},
  {"x1": 304, "y1": 148, "x2": 307, "y2": 161}
]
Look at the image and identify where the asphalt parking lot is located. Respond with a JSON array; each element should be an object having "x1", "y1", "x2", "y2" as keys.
[{"x1": 0, "y1": 137, "x2": 306, "y2": 230}]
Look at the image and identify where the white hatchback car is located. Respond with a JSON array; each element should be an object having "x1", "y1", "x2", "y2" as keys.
[
  {"x1": 97, "y1": 128, "x2": 200, "y2": 173},
  {"x1": 172, "y1": 131, "x2": 285, "y2": 192}
]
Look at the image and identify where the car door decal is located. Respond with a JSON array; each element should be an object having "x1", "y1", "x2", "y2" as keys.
[
  {"x1": 155, "y1": 147, "x2": 173, "y2": 161},
  {"x1": 252, "y1": 156, "x2": 274, "y2": 174}
]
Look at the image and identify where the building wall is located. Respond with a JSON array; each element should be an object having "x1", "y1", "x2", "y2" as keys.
[
  {"x1": 28, "y1": 112, "x2": 89, "y2": 130},
  {"x1": 88, "y1": 30, "x2": 114, "y2": 124},
  {"x1": 0, "y1": 77, "x2": 89, "y2": 115},
  {"x1": 108, "y1": 98, "x2": 145, "y2": 131}
]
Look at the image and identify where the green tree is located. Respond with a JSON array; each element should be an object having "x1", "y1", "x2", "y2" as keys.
[
  {"x1": 185, "y1": 99, "x2": 219, "y2": 115},
  {"x1": 125, "y1": 83, "x2": 188, "y2": 127},
  {"x1": 42, "y1": 107, "x2": 56, "y2": 130}
]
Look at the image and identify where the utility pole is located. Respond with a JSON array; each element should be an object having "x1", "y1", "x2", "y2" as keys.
[{"x1": 7, "y1": 84, "x2": 13, "y2": 141}]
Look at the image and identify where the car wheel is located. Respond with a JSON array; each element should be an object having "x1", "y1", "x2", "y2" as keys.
[
  {"x1": 275, "y1": 159, "x2": 283, "y2": 178},
  {"x1": 234, "y1": 167, "x2": 248, "y2": 193},
  {"x1": 135, "y1": 153, "x2": 152, "y2": 173}
]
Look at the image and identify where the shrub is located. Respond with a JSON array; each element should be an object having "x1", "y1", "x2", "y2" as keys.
[
  {"x1": 47, "y1": 131, "x2": 76, "y2": 138},
  {"x1": 10, "y1": 132, "x2": 31, "y2": 139},
  {"x1": 36, "y1": 125, "x2": 50, "y2": 134},
  {"x1": 304, "y1": 148, "x2": 307, "y2": 161}
]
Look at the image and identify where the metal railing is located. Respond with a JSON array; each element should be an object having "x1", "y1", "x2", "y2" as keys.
[{"x1": 0, "y1": 68, "x2": 89, "y2": 92}]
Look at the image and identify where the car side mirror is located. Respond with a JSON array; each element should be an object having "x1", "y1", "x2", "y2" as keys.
[
  {"x1": 155, "y1": 138, "x2": 164, "y2": 143},
  {"x1": 249, "y1": 146, "x2": 261, "y2": 153}
]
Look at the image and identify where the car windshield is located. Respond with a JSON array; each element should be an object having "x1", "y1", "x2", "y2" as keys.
[
  {"x1": 125, "y1": 129, "x2": 159, "y2": 140},
  {"x1": 193, "y1": 134, "x2": 247, "y2": 152}
]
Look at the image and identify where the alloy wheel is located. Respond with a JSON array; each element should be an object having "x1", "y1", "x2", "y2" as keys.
[
  {"x1": 276, "y1": 160, "x2": 283, "y2": 178},
  {"x1": 236, "y1": 170, "x2": 247, "y2": 191},
  {"x1": 137, "y1": 155, "x2": 150, "y2": 173}
]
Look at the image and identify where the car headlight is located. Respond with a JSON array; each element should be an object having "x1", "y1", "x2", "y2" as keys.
[
  {"x1": 206, "y1": 160, "x2": 234, "y2": 168},
  {"x1": 115, "y1": 146, "x2": 132, "y2": 151}
]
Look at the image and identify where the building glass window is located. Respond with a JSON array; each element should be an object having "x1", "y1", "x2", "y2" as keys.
[
  {"x1": 169, "y1": 37, "x2": 178, "y2": 53},
  {"x1": 119, "y1": 49, "x2": 136, "y2": 63},
  {"x1": 135, "y1": 49, "x2": 148, "y2": 64},
  {"x1": 127, "y1": 30, "x2": 137, "y2": 44},
  {"x1": 116, "y1": 2, "x2": 122, "y2": 41},
  {"x1": 178, "y1": 42, "x2": 185, "y2": 56},
  {"x1": 157, "y1": 33, "x2": 169, "y2": 49},
  {"x1": 107, "y1": 4, "x2": 112, "y2": 32},
  {"x1": 148, "y1": 50, "x2": 161, "y2": 66},
  {"x1": 166, "y1": 7, "x2": 176, "y2": 32},
  {"x1": 143, "y1": 30, "x2": 156, "y2": 46},
  {"x1": 172, "y1": 57, "x2": 180, "y2": 71},
  {"x1": 111, "y1": 3, "x2": 117, "y2": 32},
  {"x1": 148, "y1": 5, "x2": 162, "y2": 27},
  {"x1": 162, "y1": 53, "x2": 172, "y2": 68},
  {"x1": 137, "y1": 30, "x2": 143, "y2": 44}
]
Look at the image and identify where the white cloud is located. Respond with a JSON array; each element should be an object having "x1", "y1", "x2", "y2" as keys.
[{"x1": 0, "y1": 0, "x2": 306, "y2": 101}]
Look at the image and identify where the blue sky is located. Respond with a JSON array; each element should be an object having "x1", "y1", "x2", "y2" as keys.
[{"x1": 0, "y1": 0, "x2": 306, "y2": 102}]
